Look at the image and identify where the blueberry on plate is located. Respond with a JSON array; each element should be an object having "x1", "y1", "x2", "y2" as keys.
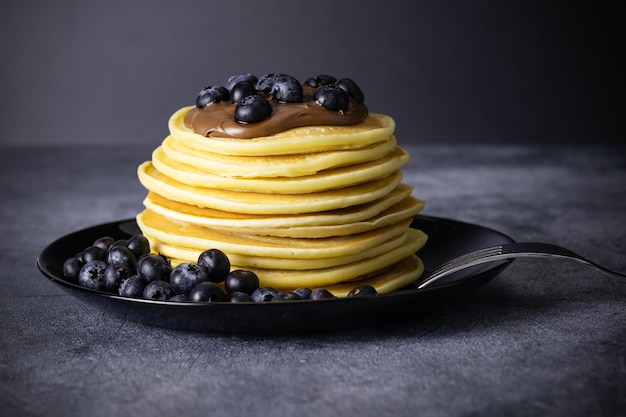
[
  {"x1": 63, "y1": 257, "x2": 84, "y2": 283},
  {"x1": 170, "y1": 293, "x2": 189, "y2": 302},
  {"x1": 136, "y1": 254, "x2": 171, "y2": 282},
  {"x1": 104, "y1": 262, "x2": 134, "y2": 292},
  {"x1": 107, "y1": 246, "x2": 137, "y2": 270},
  {"x1": 310, "y1": 288, "x2": 337, "y2": 300},
  {"x1": 250, "y1": 286, "x2": 279, "y2": 302},
  {"x1": 189, "y1": 281, "x2": 227, "y2": 303},
  {"x1": 293, "y1": 287, "x2": 312, "y2": 300},
  {"x1": 224, "y1": 269, "x2": 259, "y2": 295},
  {"x1": 118, "y1": 275, "x2": 149, "y2": 298},
  {"x1": 92, "y1": 236, "x2": 116, "y2": 252},
  {"x1": 346, "y1": 285, "x2": 378, "y2": 297},
  {"x1": 126, "y1": 234, "x2": 150, "y2": 258},
  {"x1": 169, "y1": 262, "x2": 210, "y2": 295},
  {"x1": 77, "y1": 260, "x2": 108, "y2": 291},
  {"x1": 272, "y1": 291, "x2": 302, "y2": 302},
  {"x1": 143, "y1": 280, "x2": 174, "y2": 300},
  {"x1": 80, "y1": 246, "x2": 108, "y2": 263},
  {"x1": 197, "y1": 248, "x2": 231, "y2": 283},
  {"x1": 229, "y1": 291, "x2": 254, "y2": 303}
]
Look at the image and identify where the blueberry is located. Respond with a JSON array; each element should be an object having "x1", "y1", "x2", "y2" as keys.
[
  {"x1": 143, "y1": 280, "x2": 174, "y2": 300},
  {"x1": 109, "y1": 239, "x2": 129, "y2": 251},
  {"x1": 104, "y1": 262, "x2": 134, "y2": 292},
  {"x1": 229, "y1": 291, "x2": 254, "y2": 303},
  {"x1": 118, "y1": 274, "x2": 149, "y2": 298},
  {"x1": 170, "y1": 294, "x2": 190, "y2": 302},
  {"x1": 335, "y1": 78, "x2": 364, "y2": 104},
  {"x1": 92, "y1": 236, "x2": 115, "y2": 251},
  {"x1": 293, "y1": 287, "x2": 312, "y2": 300},
  {"x1": 126, "y1": 234, "x2": 150, "y2": 258},
  {"x1": 230, "y1": 81, "x2": 258, "y2": 104},
  {"x1": 347, "y1": 285, "x2": 378, "y2": 297},
  {"x1": 256, "y1": 74, "x2": 302, "y2": 103},
  {"x1": 272, "y1": 291, "x2": 302, "y2": 302},
  {"x1": 137, "y1": 254, "x2": 171, "y2": 282},
  {"x1": 224, "y1": 269, "x2": 259, "y2": 295},
  {"x1": 310, "y1": 288, "x2": 337, "y2": 300},
  {"x1": 234, "y1": 95, "x2": 272, "y2": 124},
  {"x1": 250, "y1": 286, "x2": 279, "y2": 302},
  {"x1": 314, "y1": 85, "x2": 350, "y2": 112},
  {"x1": 170, "y1": 262, "x2": 210, "y2": 295},
  {"x1": 255, "y1": 73, "x2": 280, "y2": 93},
  {"x1": 107, "y1": 246, "x2": 137, "y2": 270},
  {"x1": 189, "y1": 281, "x2": 227, "y2": 303},
  {"x1": 197, "y1": 249, "x2": 231, "y2": 283},
  {"x1": 80, "y1": 246, "x2": 108, "y2": 263},
  {"x1": 304, "y1": 74, "x2": 337, "y2": 88},
  {"x1": 196, "y1": 86, "x2": 231, "y2": 108},
  {"x1": 77, "y1": 260, "x2": 108, "y2": 291},
  {"x1": 226, "y1": 73, "x2": 258, "y2": 92},
  {"x1": 63, "y1": 257, "x2": 84, "y2": 283}
]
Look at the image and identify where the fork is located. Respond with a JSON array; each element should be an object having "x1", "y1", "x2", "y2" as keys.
[{"x1": 417, "y1": 242, "x2": 626, "y2": 290}]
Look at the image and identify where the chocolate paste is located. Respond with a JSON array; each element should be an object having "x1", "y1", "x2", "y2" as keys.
[{"x1": 183, "y1": 87, "x2": 368, "y2": 139}]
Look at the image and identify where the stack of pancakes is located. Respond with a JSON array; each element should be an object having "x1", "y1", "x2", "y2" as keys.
[{"x1": 136, "y1": 106, "x2": 427, "y2": 296}]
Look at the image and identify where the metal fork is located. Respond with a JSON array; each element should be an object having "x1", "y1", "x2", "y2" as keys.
[{"x1": 418, "y1": 242, "x2": 626, "y2": 290}]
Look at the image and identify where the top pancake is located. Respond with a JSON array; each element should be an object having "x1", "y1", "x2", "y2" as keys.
[{"x1": 169, "y1": 106, "x2": 396, "y2": 156}]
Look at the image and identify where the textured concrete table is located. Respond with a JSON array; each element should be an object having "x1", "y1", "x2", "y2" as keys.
[{"x1": 1, "y1": 144, "x2": 625, "y2": 417}]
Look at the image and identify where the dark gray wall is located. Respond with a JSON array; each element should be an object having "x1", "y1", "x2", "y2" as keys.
[{"x1": 1, "y1": 1, "x2": 621, "y2": 146}]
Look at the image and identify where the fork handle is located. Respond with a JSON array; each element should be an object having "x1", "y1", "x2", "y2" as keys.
[
  {"x1": 501, "y1": 242, "x2": 625, "y2": 278},
  {"x1": 418, "y1": 242, "x2": 626, "y2": 290}
]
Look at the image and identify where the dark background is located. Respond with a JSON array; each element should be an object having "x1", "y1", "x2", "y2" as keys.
[{"x1": 1, "y1": 0, "x2": 621, "y2": 147}]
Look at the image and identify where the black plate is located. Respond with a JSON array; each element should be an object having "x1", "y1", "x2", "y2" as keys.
[{"x1": 37, "y1": 216, "x2": 514, "y2": 334}]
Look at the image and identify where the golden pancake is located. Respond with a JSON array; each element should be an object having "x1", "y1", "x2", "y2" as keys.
[
  {"x1": 137, "y1": 208, "x2": 415, "y2": 259},
  {"x1": 137, "y1": 162, "x2": 403, "y2": 214},
  {"x1": 145, "y1": 193, "x2": 424, "y2": 238},
  {"x1": 144, "y1": 228, "x2": 422, "y2": 270},
  {"x1": 146, "y1": 230, "x2": 426, "y2": 289},
  {"x1": 169, "y1": 106, "x2": 396, "y2": 156},
  {"x1": 151, "y1": 145, "x2": 409, "y2": 193},
  {"x1": 230, "y1": 232, "x2": 425, "y2": 288},
  {"x1": 143, "y1": 184, "x2": 415, "y2": 229},
  {"x1": 319, "y1": 255, "x2": 424, "y2": 297},
  {"x1": 162, "y1": 134, "x2": 398, "y2": 178}
]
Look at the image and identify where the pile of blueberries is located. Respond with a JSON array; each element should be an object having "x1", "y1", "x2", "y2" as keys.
[
  {"x1": 196, "y1": 73, "x2": 365, "y2": 124},
  {"x1": 62, "y1": 234, "x2": 378, "y2": 303}
]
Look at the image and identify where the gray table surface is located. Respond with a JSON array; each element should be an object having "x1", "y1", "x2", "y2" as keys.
[{"x1": 1, "y1": 144, "x2": 625, "y2": 417}]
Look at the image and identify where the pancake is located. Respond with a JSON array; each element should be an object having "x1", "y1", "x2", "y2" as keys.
[
  {"x1": 151, "y1": 145, "x2": 409, "y2": 193},
  {"x1": 145, "y1": 192, "x2": 424, "y2": 238},
  {"x1": 315, "y1": 255, "x2": 424, "y2": 297},
  {"x1": 137, "y1": 161, "x2": 404, "y2": 215},
  {"x1": 137, "y1": 209, "x2": 415, "y2": 259},
  {"x1": 143, "y1": 183, "x2": 416, "y2": 229},
  {"x1": 144, "y1": 228, "x2": 426, "y2": 270},
  {"x1": 161, "y1": 134, "x2": 398, "y2": 178},
  {"x1": 169, "y1": 106, "x2": 396, "y2": 156}
]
